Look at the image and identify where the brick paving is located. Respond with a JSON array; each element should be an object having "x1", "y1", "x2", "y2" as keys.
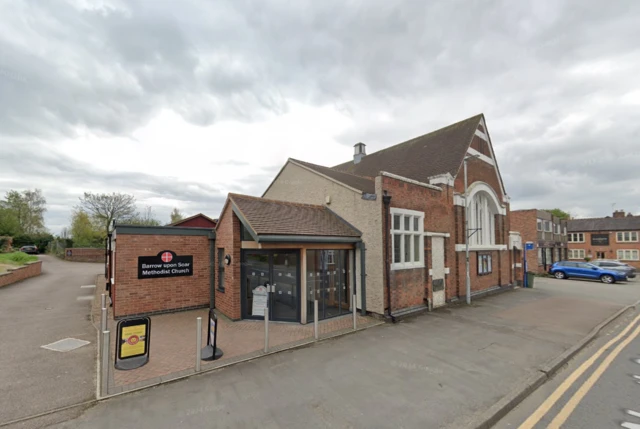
[{"x1": 96, "y1": 293, "x2": 381, "y2": 395}]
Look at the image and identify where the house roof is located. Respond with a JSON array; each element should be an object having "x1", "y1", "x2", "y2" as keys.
[
  {"x1": 289, "y1": 159, "x2": 376, "y2": 193},
  {"x1": 567, "y1": 216, "x2": 640, "y2": 232},
  {"x1": 228, "y1": 194, "x2": 361, "y2": 238},
  {"x1": 168, "y1": 213, "x2": 217, "y2": 227},
  {"x1": 332, "y1": 114, "x2": 483, "y2": 183}
]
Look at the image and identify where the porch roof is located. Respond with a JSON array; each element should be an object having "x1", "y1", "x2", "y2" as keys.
[{"x1": 228, "y1": 194, "x2": 362, "y2": 241}]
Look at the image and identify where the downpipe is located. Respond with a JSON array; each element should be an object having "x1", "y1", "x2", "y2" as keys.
[{"x1": 382, "y1": 191, "x2": 396, "y2": 323}]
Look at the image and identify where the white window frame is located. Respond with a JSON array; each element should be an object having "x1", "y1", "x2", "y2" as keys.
[
  {"x1": 537, "y1": 220, "x2": 542, "y2": 231},
  {"x1": 616, "y1": 231, "x2": 639, "y2": 243},
  {"x1": 617, "y1": 249, "x2": 639, "y2": 261},
  {"x1": 391, "y1": 208, "x2": 424, "y2": 270},
  {"x1": 544, "y1": 221, "x2": 552, "y2": 232},
  {"x1": 569, "y1": 249, "x2": 585, "y2": 260},
  {"x1": 568, "y1": 233, "x2": 584, "y2": 243}
]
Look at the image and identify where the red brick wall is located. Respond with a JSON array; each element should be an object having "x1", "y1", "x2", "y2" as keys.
[
  {"x1": 0, "y1": 261, "x2": 42, "y2": 288},
  {"x1": 65, "y1": 248, "x2": 105, "y2": 263},
  {"x1": 173, "y1": 217, "x2": 217, "y2": 228},
  {"x1": 381, "y1": 175, "x2": 454, "y2": 310},
  {"x1": 213, "y1": 204, "x2": 242, "y2": 320},
  {"x1": 113, "y1": 234, "x2": 210, "y2": 318},
  {"x1": 568, "y1": 230, "x2": 640, "y2": 269},
  {"x1": 453, "y1": 152, "x2": 504, "y2": 199},
  {"x1": 510, "y1": 210, "x2": 544, "y2": 273}
]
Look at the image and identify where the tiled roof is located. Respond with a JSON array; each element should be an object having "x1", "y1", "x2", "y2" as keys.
[
  {"x1": 168, "y1": 213, "x2": 217, "y2": 226},
  {"x1": 567, "y1": 216, "x2": 640, "y2": 232},
  {"x1": 290, "y1": 159, "x2": 376, "y2": 194},
  {"x1": 229, "y1": 194, "x2": 361, "y2": 237},
  {"x1": 332, "y1": 114, "x2": 482, "y2": 183}
]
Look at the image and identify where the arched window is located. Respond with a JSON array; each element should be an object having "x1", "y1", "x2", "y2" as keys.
[{"x1": 469, "y1": 191, "x2": 497, "y2": 246}]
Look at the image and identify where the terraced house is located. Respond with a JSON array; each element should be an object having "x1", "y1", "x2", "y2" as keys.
[
  {"x1": 567, "y1": 210, "x2": 640, "y2": 269},
  {"x1": 261, "y1": 114, "x2": 515, "y2": 319}
]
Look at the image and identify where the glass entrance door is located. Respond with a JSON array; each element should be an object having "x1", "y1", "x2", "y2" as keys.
[
  {"x1": 306, "y1": 250, "x2": 351, "y2": 322},
  {"x1": 242, "y1": 250, "x2": 300, "y2": 322}
]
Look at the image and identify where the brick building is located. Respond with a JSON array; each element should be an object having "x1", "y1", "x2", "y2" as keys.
[
  {"x1": 567, "y1": 210, "x2": 640, "y2": 268},
  {"x1": 169, "y1": 213, "x2": 217, "y2": 228},
  {"x1": 264, "y1": 113, "x2": 515, "y2": 318},
  {"x1": 511, "y1": 209, "x2": 568, "y2": 273}
]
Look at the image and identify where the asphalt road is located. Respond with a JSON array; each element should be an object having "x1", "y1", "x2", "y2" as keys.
[
  {"x1": 495, "y1": 306, "x2": 640, "y2": 429},
  {"x1": 0, "y1": 255, "x2": 102, "y2": 428},
  {"x1": 46, "y1": 276, "x2": 640, "y2": 429}
]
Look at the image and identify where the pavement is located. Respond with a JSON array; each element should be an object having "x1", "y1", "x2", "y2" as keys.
[
  {"x1": 0, "y1": 255, "x2": 103, "y2": 429},
  {"x1": 494, "y1": 305, "x2": 640, "y2": 428},
  {"x1": 41, "y1": 276, "x2": 640, "y2": 429}
]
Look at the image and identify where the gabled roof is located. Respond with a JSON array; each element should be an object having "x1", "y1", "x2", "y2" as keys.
[
  {"x1": 567, "y1": 216, "x2": 640, "y2": 232},
  {"x1": 332, "y1": 114, "x2": 483, "y2": 184},
  {"x1": 168, "y1": 213, "x2": 217, "y2": 227},
  {"x1": 229, "y1": 194, "x2": 361, "y2": 238},
  {"x1": 289, "y1": 159, "x2": 376, "y2": 193}
]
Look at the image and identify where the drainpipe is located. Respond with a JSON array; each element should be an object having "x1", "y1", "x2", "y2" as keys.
[
  {"x1": 209, "y1": 232, "x2": 216, "y2": 310},
  {"x1": 356, "y1": 241, "x2": 367, "y2": 316},
  {"x1": 382, "y1": 191, "x2": 395, "y2": 322}
]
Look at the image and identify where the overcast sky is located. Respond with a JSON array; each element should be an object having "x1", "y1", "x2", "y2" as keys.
[{"x1": 1, "y1": 0, "x2": 639, "y2": 234}]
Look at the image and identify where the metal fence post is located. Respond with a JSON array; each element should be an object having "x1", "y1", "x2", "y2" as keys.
[
  {"x1": 101, "y1": 293, "x2": 106, "y2": 310},
  {"x1": 196, "y1": 317, "x2": 202, "y2": 372},
  {"x1": 264, "y1": 308, "x2": 269, "y2": 353},
  {"x1": 100, "y1": 307, "x2": 107, "y2": 356},
  {"x1": 352, "y1": 294, "x2": 357, "y2": 330},
  {"x1": 314, "y1": 300, "x2": 319, "y2": 340},
  {"x1": 100, "y1": 330, "x2": 110, "y2": 398}
]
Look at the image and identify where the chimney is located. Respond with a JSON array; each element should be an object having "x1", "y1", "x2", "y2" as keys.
[
  {"x1": 353, "y1": 142, "x2": 366, "y2": 164},
  {"x1": 613, "y1": 210, "x2": 626, "y2": 218}
]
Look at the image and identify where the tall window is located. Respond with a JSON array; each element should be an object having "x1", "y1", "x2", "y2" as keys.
[
  {"x1": 469, "y1": 192, "x2": 496, "y2": 246},
  {"x1": 617, "y1": 249, "x2": 639, "y2": 261},
  {"x1": 616, "y1": 232, "x2": 638, "y2": 242},
  {"x1": 391, "y1": 208, "x2": 424, "y2": 270},
  {"x1": 537, "y1": 220, "x2": 542, "y2": 231},
  {"x1": 218, "y1": 248, "x2": 225, "y2": 291}
]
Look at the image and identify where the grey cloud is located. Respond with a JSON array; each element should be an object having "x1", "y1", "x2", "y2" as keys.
[{"x1": 1, "y1": 0, "x2": 640, "y2": 224}]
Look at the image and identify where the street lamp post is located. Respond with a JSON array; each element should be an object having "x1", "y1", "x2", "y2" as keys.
[{"x1": 464, "y1": 154, "x2": 480, "y2": 305}]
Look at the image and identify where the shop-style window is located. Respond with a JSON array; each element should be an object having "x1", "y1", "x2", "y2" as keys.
[
  {"x1": 391, "y1": 208, "x2": 424, "y2": 270},
  {"x1": 218, "y1": 248, "x2": 225, "y2": 291},
  {"x1": 616, "y1": 232, "x2": 638, "y2": 242},
  {"x1": 478, "y1": 253, "x2": 492, "y2": 275}
]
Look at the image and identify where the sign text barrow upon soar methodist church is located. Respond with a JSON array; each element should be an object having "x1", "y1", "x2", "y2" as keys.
[{"x1": 138, "y1": 250, "x2": 194, "y2": 279}]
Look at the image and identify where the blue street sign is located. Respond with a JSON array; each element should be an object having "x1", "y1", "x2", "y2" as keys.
[{"x1": 525, "y1": 242, "x2": 535, "y2": 251}]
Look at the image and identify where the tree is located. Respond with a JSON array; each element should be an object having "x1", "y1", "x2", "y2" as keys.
[
  {"x1": 78, "y1": 192, "x2": 137, "y2": 236},
  {"x1": 3, "y1": 189, "x2": 47, "y2": 234},
  {"x1": 544, "y1": 208, "x2": 571, "y2": 220},
  {"x1": 70, "y1": 209, "x2": 103, "y2": 247},
  {"x1": 0, "y1": 205, "x2": 20, "y2": 236},
  {"x1": 129, "y1": 206, "x2": 161, "y2": 226},
  {"x1": 170, "y1": 207, "x2": 184, "y2": 224}
]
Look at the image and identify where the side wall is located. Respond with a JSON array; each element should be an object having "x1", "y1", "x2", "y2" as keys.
[
  {"x1": 381, "y1": 175, "x2": 456, "y2": 310},
  {"x1": 263, "y1": 162, "x2": 385, "y2": 314},
  {"x1": 510, "y1": 210, "x2": 541, "y2": 272},
  {"x1": 213, "y1": 204, "x2": 242, "y2": 320},
  {"x1": 65, "y1": 248, "x2": 105, "y2": 263},
  {"x1": 113, "y1": 234, "x2": 210, "y2": 318},
  {"x1": 0, "y1": 260, "x2": 42, "y2": 288}
]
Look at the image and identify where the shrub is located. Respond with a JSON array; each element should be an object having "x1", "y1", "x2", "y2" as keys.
[{"x1": 0, "y1": 251, "x2": 38, "y2": 265}]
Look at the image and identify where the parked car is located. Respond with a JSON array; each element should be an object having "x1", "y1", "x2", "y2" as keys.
[
  {"x1": 591, "y1": 260, "x2": 636, "y2": 279},
  {"x1": 19, "y1": 245, "x2": 38, "y2": 254},
  {"x1": 549, "y1": 261, "x2": 627, "y2": 284}
]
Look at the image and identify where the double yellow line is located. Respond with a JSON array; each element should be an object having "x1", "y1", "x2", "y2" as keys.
[{"x1": 518, "y1": 313, "x2": 640, "y2": 429}]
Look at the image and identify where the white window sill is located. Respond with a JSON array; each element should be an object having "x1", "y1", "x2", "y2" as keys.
[
  {"x1": 391, "y1": 263, "x2": 425, "y2": 271},
  {"x1": 455, "y1": 244, "x2": 507, "y2": 252}
]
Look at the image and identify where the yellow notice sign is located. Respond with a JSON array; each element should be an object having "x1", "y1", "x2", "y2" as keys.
[{"x1": 120, "y1": 324, "x2": 147, "y2": 358}]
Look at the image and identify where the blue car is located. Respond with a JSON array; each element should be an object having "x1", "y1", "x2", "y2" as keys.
[{"x1": 549, "y1": 261, "x2": 627, "y2": 284}]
